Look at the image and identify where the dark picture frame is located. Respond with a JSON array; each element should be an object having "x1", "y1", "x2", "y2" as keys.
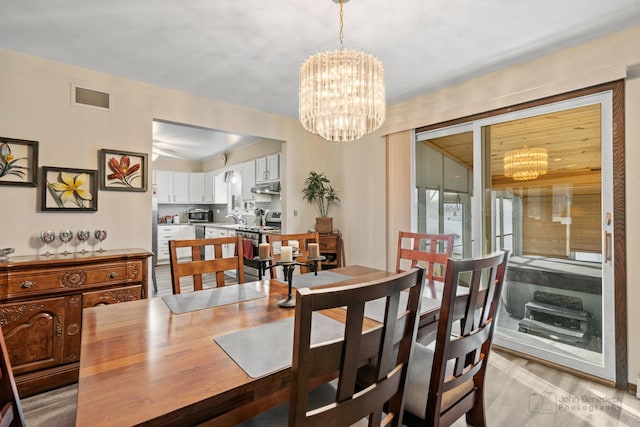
[
  {"x1": 41, "y1": 166, "x2": 98, "y2": 212},
  {"x1": 99, "y1": 148, "x2": 147, "y2": 192},
  {"x1": 0, "y1": 137, "x2": 38, "y2": 187}
]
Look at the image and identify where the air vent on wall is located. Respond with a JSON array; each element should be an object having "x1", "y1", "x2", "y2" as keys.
[{"x1": 71, "y1": 84, "x2": 111, "y2": 110}]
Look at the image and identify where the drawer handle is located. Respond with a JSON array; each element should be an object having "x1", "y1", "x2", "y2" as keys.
[
  {"x1": 20, "y1": 280, "x2": 35, "y2": 289},
  {"x1": 108, "y1": 272, "x2": 119, "y2": 279}
]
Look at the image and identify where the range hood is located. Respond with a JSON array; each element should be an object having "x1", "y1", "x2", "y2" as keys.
[{"x1": 251, "y1": 181, "x2": 280, "y2": 195}]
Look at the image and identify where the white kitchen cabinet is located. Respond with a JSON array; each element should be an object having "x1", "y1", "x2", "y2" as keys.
[
  {"x1": 241, "y1": 161, "x2": 256, "y2": 201},
  {"x1": 214, "y1": 172, "x2": 228, "y2": 204},
  {"x1": 255, "y1": 154, "x2": 279, "y2": 183},
  {"x1": 155, "y1": 170, "x2": 173, "y2": 203},
  {"x1": 172, "y1": 172, "x2": 189, "y2": 203},
  {"x1": 157, "y1": 225, "x2": 195, "y2": 263},
  {"x1": 189, "y1": 172, "x2": 206, "y2": 203},
  {"x1": 155, "y1": 170, "x2": 190, "y2": 204},
  {"x1": 204, "y1": 171, "x2": 216, "y2": 203}
]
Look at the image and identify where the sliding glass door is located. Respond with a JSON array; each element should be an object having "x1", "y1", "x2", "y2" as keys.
[{"x1": 415, "y1": 91, "x2": 615, "y2": 380}]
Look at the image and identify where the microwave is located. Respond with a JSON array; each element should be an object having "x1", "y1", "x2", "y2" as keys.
[{"x1": 188, "y1": 209, "x2": 213, "y2": 223}]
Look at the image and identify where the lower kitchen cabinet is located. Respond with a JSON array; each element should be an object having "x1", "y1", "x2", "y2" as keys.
[
  {"x1": 319, "y1": 233, "x2": 343, "y2": 270},
  {"x1": 157, "y1": 225, "x2": 196, "y2": 263},
  {"x1": 0, "y1": 249, "x2": 151, "y2": 396}
]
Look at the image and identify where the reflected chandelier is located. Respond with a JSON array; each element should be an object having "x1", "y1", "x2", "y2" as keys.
[
  {"x1": 503, "y1": 148, "x2": 549, "y2": 181},
  {"x1": 299, "y1": 0, "x2": 385, "y2": 142}
]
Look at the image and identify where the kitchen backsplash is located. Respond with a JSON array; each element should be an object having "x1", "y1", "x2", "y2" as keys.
[{"x1": 157, "y1": 200, "x2": 281, "y2": 224}]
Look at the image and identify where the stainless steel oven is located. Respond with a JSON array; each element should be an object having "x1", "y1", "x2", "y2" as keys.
[
  {"x1": 188, "y1": 208, "x2": 212, "y2": 223},
  {"x1": 236, "y1": 211, "x2": 281, "y2": 279}
]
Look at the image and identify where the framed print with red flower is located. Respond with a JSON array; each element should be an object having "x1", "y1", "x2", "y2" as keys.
[
  {"x1": 0, "y1": 137, "x2": 38, "y2": 187},
  {"x1": 41, "y1": 166, "x2": 98, "y2": 211},
  {"x1": 99, "y1": 149, "x2": 147, "y2": 192}
]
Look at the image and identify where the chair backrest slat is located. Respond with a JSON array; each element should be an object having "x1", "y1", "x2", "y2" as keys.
[
  {"x1": 396, "y1": 231, "x2": 454, "y2": 281},
  {"x1": 290, "y1": 268, "x2": 425, "y2": 427},
  {"x1": 169, "y1": 235, "x2": 245, "y2": 294}
]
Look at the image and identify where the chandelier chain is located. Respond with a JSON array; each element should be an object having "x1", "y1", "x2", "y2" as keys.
[{"x1": 339, "y1": 0, "x2": 344, "y2": 50}]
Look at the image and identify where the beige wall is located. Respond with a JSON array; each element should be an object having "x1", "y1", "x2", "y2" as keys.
[
  {"x1": 384, "y1": 25, "x2": 640, "y2": 383},
  {"x1": 0, "y1": 48, "x2": 328, "y2": 257}
]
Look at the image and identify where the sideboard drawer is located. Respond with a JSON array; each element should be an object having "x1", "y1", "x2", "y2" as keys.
[
  {"x1": 5, "y1": 260, "x2": 143, "y2": 296},
  {"x1": 82, "y1": 261, "x2": 143, "y2": 286},
  {"x1": 83, "y1": 285, "x2": 142, "y2": 308}
]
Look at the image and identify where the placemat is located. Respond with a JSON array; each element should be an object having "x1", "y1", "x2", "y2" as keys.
[
  {"x1": 162, "y1": 285, "x2": 267, "y2": 314},
  {"x1": 215, "y1": 313, "x2": 345, "y2": 378},
  {"x1": 291, "y1": 270, "x2": 352, "y2": 289},
  {"x1": 363, "y1": 292, "x2": 441, "y2": 323}
]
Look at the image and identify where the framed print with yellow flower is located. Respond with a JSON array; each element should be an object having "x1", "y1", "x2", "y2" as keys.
[
  {"x1": 41, "y1": 166, "x2": 98, "y2": 211},
  {"x1": 99, "y1": 149, "x2": 147, "y2": 192},
  {"x1": 0, "y1": 137, "x2": 38, "y2": 187}
]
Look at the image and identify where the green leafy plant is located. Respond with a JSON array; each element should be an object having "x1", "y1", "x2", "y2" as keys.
[{"x1": 302, "y1": 171, "x2": 340, "y2": 217}]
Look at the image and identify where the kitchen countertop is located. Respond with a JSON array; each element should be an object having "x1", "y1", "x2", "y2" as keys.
[{"x1": 157, "y1": 223, "x2": 241, "y2": 228}]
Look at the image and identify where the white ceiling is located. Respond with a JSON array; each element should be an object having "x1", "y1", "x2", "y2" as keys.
[{"x1": 2, "y1": 0, "x2": 640, "y2": 160}]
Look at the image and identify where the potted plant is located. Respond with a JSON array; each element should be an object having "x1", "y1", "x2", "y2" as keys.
[{"x1": 302, "y1": 171, "x2": 340, "y2": 233}]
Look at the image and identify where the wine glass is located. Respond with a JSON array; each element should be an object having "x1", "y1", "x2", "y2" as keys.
[
  {"x1": 59, "y1": 230, "x2": 73, "y2": 255},
  {"x1": 95, "y1": 229, "x2": 107, "y2": 252},
  {"x1": 40, "y1": 231, "x2": 56, "y2": 256},
  {"x1": 77, "y1": 229, "x2": 90, "y2": 254}
]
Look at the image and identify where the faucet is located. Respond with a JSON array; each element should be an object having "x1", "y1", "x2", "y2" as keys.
[{"x1": 225, "y1": 213, "x2": 246, "y2": 225}]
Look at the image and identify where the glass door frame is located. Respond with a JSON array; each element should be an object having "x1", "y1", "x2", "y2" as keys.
[
  {"x1": 474, "y1": 92, "x2": 615, "y2": 381},
  {"x1": 412, "y1": 83, "x2": 626, "y2": 386}
]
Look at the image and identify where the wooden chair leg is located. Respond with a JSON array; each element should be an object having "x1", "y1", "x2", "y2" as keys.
[{"x1": 465, "y1": 398, "x2": 487, "y2": 427}]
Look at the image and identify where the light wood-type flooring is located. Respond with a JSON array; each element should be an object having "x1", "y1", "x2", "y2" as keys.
[{"x1": 22, "y1": 264, "x2": 640, "y2": 426}]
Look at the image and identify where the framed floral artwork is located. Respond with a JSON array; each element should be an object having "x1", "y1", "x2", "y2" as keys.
[
  {"x1": 0, "y1": 137, "x2": 38, "y2": 187},
  {"x1": 41, "y1": 166, "x2": 98, "y2": 211},
  {"x1": 99, "y1": 149, "x2": 147, "y2": 192}
]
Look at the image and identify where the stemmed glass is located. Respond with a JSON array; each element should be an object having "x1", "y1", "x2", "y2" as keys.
[
  {"x1": 40, "y1": 231, "x2": 56, "y2": 256},
  {"x1": 59, "y1": 230, "x2": 73, "y2": 255},
  {"x1": 77, "y1": 229, "x2": 90, "y2": 254},
  {"x1": 95, "y1": 229, "x2": 107, "y2": 252}
]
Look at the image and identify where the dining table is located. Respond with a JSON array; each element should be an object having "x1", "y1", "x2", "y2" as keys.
[{"x1": 75, "y1": 265, "x2": 442, "y2": 426}]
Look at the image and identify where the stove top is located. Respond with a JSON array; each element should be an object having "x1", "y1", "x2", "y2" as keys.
[{"x1": 236, "y1": 226, "x2": 280, "y2": 233}]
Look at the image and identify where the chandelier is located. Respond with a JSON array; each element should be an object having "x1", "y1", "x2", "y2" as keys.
[
  {"x1": 299, "y1": 0, "x2": 385, "y2": 142},
  {"x1": 503, "y1": 148, "x2": 549, "y2": 181}
]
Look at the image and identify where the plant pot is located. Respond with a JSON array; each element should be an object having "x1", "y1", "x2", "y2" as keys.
[{"x1": 315, "y1": 217, "x2": 333, "y2": 234}]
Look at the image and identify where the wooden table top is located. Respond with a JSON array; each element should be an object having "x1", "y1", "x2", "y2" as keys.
[{"x1": 75, "y1": 265, "x2": 440, "y2": 426}]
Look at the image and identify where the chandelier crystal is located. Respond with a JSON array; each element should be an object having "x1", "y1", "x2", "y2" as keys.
[
  {"x1": 503, "y1": 148, "x2": 549, "y2": 181},
  {"x1": 299, "y1": 0, "x2": 385, "y2": 142}
]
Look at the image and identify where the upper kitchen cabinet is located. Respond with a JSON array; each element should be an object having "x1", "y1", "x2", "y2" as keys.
[
  {"x1": 256, "y1": 154, "x2": 279, "y2": 183},
  {"x1": 155, "y1": 170, "x2": 189, "y2": 204},
  {"x1": 188, "y1": 172, "x2": 206, "y2": 203},
  {"x1": 172, "y1": 172, "x2": 189, "y2": 203},
  {"x1": 155, "y1": 170, "x2": 173, "y2": 203},
  {"x1": 241, "y1": 161, "x2": 256, "y2": 201},
  {"x1": 214, "y1": 171, "x2": 228, "y2": 204},
  {"x1": 204, "y1": 171, "x2": 216, "y2": 203}
]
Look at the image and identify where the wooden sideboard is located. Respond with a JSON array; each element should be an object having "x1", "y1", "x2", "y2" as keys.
[
  {"x1": 0, "y1": 248, "x2": 152, "y2": 396},
  {"x1": 319, "y1": 232, "x2": 343, "y2": 269}
]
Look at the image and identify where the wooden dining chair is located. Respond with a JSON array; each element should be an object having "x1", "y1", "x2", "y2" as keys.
[
  {"x1": 396, "y1": 232, "x2": 454, "y2": 282},
  {"x1": 266, "y1": 232, "x2": 320, "y2": 278},
  {"x1": 240, "y1": 267, "x2": 425, "y2": 427},
  {"x1": 402, "y1": 251, "x2": 509, "y2": 427},
  {"x1": 0, "y1": 326, "x2": 26, "y2": 427},
  {"x1": 169, "y1": 235, "x2": 245, "y2": 294}
]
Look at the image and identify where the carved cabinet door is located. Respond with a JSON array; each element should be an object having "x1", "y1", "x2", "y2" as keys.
[{"x1": 0, "y1": 297, "x2": 66, "y2": 375}]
